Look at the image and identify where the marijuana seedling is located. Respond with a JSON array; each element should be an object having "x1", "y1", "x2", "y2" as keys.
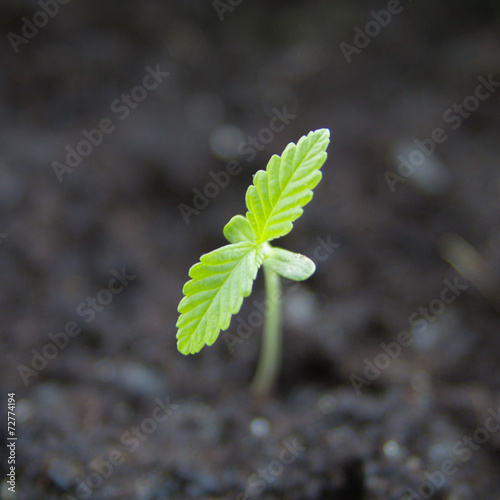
[{"x1": 176, "y1": 129, "x2": 330, "y2": 395}]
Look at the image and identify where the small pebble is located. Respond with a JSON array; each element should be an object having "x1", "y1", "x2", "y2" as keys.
[
  {"x1": 250, "y1": 417, "x2": 270, "y2": 438},
  {"x1": 209, "y1": 124, "x2": 244, "y2": 160},
  {"x1": 383, "y1": 440, "x2": 403, "y2": 461}
]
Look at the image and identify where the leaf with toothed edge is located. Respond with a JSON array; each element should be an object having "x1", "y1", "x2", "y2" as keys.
[
  {"x1": 244, "y1": 128, "x2": 330, "y2": 244},
  {"x1": 176, "y1": 242, "x2": 263, "y2": 354}
]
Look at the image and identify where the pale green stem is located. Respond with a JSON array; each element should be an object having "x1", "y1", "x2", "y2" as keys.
[{"x1": 251, "y1": 265, "x2": 282, "y2": 397}]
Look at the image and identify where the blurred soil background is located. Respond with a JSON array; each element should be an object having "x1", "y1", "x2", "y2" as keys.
[{"x1": 0, "y1": 1, "x2": 500, "y2": 499}]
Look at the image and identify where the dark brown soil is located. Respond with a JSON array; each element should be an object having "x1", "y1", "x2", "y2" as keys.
[{"x1": 1, "y1": 1, "x2": 500, "y2": 499}]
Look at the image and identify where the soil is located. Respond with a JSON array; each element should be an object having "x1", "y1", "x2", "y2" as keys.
[{"x1": 1, "y1": 1, "x2": 500, "y2": 499}]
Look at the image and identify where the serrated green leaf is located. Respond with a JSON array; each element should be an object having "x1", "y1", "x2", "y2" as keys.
[
  {"x1": 263, "y1": 246, "x2": 316, "y2": 281},
  {"x1": 245, "y1": 128, "x2": 330, "y2": 243},
  {"x1": 176, "y1": 242, "x2": 263, "y2": 354},
  {"x1": 223, "y1": 215, "x2": 256, "y2": 244}
]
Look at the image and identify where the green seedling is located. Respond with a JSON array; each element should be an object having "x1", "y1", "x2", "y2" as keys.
[{"x1": 176, "y1": 128, "x2": 330, "y2": 395}]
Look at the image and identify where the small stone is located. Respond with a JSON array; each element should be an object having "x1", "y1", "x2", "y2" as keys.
[
  {"x1": 209, "y1": 124, "x2": 244, "y2": 160},
  {"x1": 383, "y1": 440, "x2": 403, "y2": 461},
  {"x1": 250, "y1": 417, "x2": 270, "y2": 438}
]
